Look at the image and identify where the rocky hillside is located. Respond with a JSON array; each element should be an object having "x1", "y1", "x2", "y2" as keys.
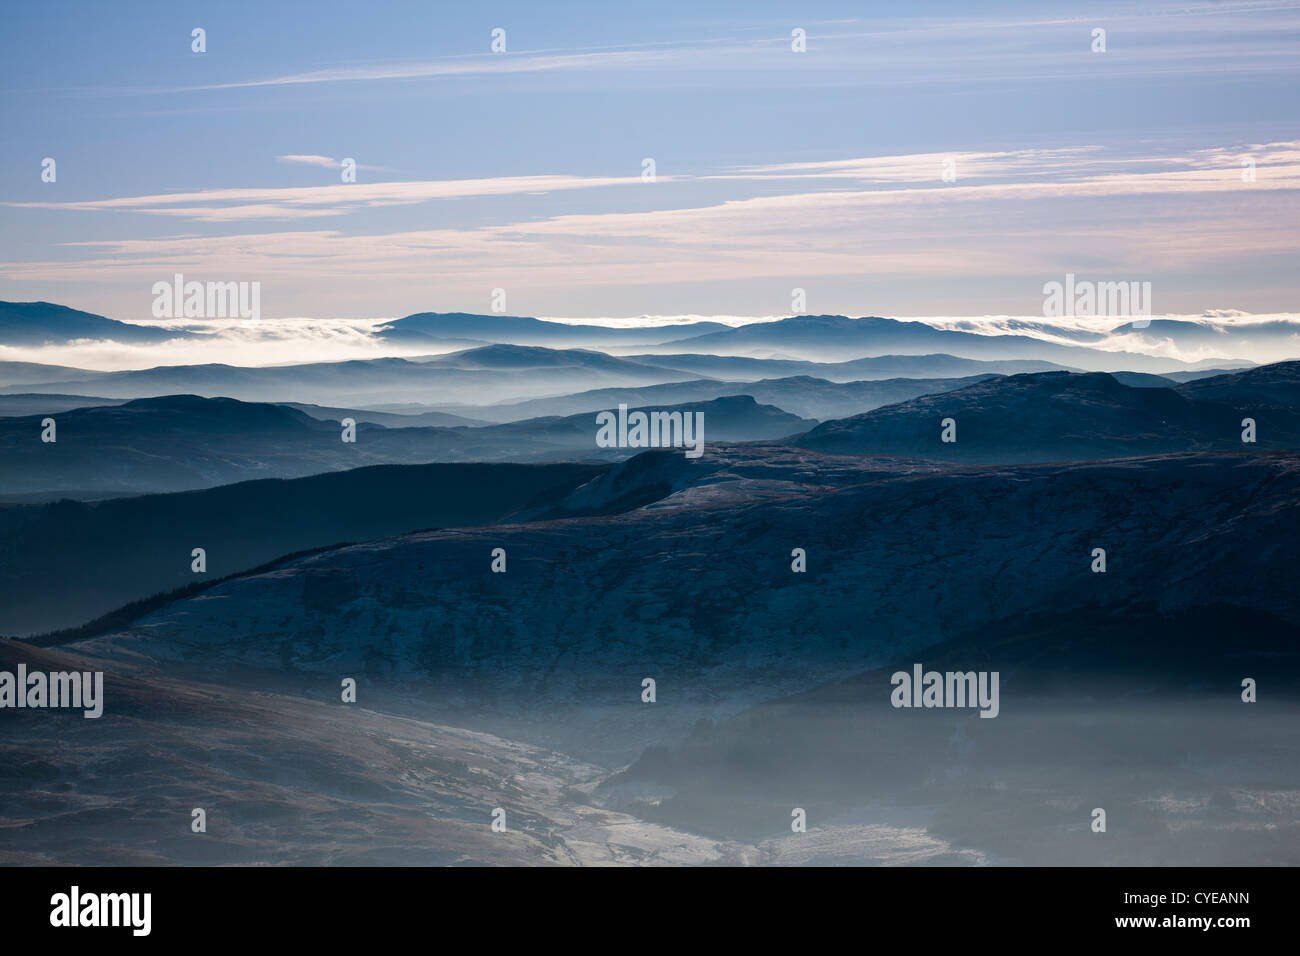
[
  {"x1": 795, "y1": 364, "x2": 1300, "y2": 461},
  {"x1": 65, "y1": 446, "x2": 1300, "y2": 762}
]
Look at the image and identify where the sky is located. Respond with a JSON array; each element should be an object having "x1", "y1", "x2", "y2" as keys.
[{"x1": 1, "y1": 0, "x2": 1298, "y2": 325}]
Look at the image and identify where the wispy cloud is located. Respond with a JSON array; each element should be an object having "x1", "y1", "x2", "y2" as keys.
[
  {"x1": 278, "y1": 155, "x2": 344, "y2": 169},
  {"x1": 170, "y1": 49, "x2": 682, "y2": 93},
  {"x1": 4, "y1": 173, "x2": 652, "y2": 222},
  {"x1": 12, "y1": 142, "x2": 1295, "y2": 227},
  {"x1": 99, "y1": 2, "x2": 1300, "y2": 99},
  {"x1": 277, "y1": 155, "x2": 398, "y2": 173},
  {"x1": 5, "y1": 143, "x2": 1295, "y2": 308}
]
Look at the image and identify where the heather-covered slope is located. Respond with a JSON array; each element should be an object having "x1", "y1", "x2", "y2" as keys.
[
  {"x1": 795, "y1": 364, "x2": 1300, "y2": 461},
  {"x1": 0, "y1": 461, "x2": 612, "y2": 636},
  {"x1": 0, "y1": 393, "x2": 810, "y2": 498},
  {"x1": 65, "y1": 448, "x2": 1300, "y2": 761},
  {"x1": 3, "y1": 443, "x2": 1297, "y2": 865}
]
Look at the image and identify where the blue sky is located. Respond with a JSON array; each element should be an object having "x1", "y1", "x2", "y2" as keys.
[{"x1": 1, "y1": 0, "x2": 1298, "y2": 323}]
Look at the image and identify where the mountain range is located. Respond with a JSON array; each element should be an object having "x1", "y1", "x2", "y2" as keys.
[
  {"x1": 0, "y1": 347, "x2": 701, "y2": 406},
  {"x1": 0, "y1": 393, "x2": 812, "y2": 499},
  {"x1": 2, "y1": 300, "x2": 1298, "y2": 867},
  {"x1": 6, "y1": 442, "x2": 1291, "y2": 864},
  {"x1": 797, "y1": 363, "x2": 1300, "y2": 462},
  {"x1": 376, "y1": 311, "x2": 730, "y2": 347},
  {"x1": 0, "y1": 301, "x2": 194, "y2": 345},
  {"x1": 640, "y1": 314, "x2": 1249, "y2": 370},
  {"x1": 0, "y1": 300, "x2": 1278, "y2": 374},
  {"x1": 0, "y1": 461, "x2": 617, "y2": 636},
  {"x1": 56, "y1": 445, "x2": 1300, "y2": 753}
]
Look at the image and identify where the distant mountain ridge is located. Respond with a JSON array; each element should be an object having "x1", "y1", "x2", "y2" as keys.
[
  {"x1": 378, "y1": 311, "x2": 729, "y2": 347},
  {"x1": 652, "y1": 313, "x2": 1247, "y2": 371},
  {"x1": 0, "y1": 347, "x2": 1076, "y2": 409},
  {"x1": 0, "y1": 460, "x2": 614, "y2": 636},
  {"x1": 61, "y1": 446, "x2": 1300, "y2": 766},
  {"x1": 0, "y1": 301, "x2": 1281, "y2": 374},
  {"x1": 0, "y1": 346, "x2": 695, "y2": 405},
  {"x1": 0, "y1": 392, "x2": 812, "y2": 498},
  {"x1": 459, "y1": 374, "x2": 1001, "y2": 423},
  {"x1": 0, "y1": 301, "x2": 193, "y2": 345},
  {"x1": 622, "y1": 351, "x2": 1077, "y2": 381},
  {"x1": 795, "y1": 362, "x2": 1300, "y2": 461}
]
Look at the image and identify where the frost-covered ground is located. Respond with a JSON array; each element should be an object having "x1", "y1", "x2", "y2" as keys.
[{"x1": 4, "y1": 445, "x2": 1298, "y2": 865}]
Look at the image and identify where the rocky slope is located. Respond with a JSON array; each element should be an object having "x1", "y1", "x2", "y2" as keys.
[
  {"x1": 4, "y1": 443, "x2": 1297, "y2": 864},
  {"x1": 63, "y1": 446, "x2": 1300, "y2": 763},
  {"x1": 796, "y1": 363, "x2": 1300, "y2": 461},
  {"x1": 0, "y1": 393, "x2": 810, "y2": 498}
]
